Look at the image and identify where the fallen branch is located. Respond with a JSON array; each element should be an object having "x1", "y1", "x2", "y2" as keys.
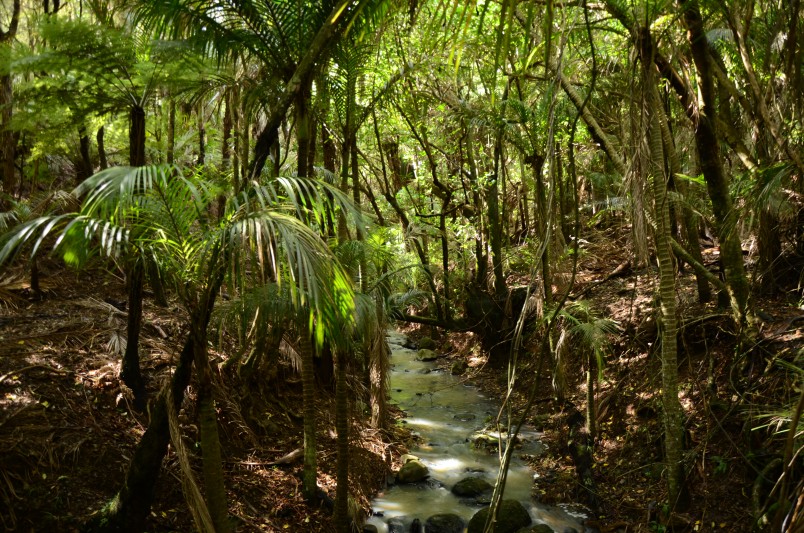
[
  {"x1": 669, "y1": 238, "x2": 727, "y2": 292},
  {"x1": 0, "y1": 364, "x2": 72, "y2": 385},
  {"x1": 571, "y1": 260, "x2": 632, "y2": 299}
]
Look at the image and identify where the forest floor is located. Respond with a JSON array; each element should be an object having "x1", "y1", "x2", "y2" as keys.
[
  {"x1": 2, "y1": 224, "x2": 803, "y2": 533},
  {"x1": 413, "y1": 224, "x2": 804, "y2": 533},
  {"x1": 0, "y1": 260, "x2": 400, "y2": 532}
]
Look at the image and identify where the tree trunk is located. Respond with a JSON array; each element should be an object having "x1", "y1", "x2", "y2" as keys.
[
  {"x1": 643, "y1": 37, "x2": 686, "y2": 508},
  {"x1": 0, "y1": 0, "x2": 20, "y2": 206},
  {"x1": 679, "y1": 0, "x2": 749, "y2": 328},
  {"x1": 1, "y1": 73, "x2": 15, "y2": 204},
  {"x1": 121, "y1": 259, "x2": 147, "y2": 411},
  {"x1": 489, "y1": 131, "x2": 506, "y2": 296},
  {"x1": 122, "y1": 104, "x2": 148, "y2": 409},
  {"x1": 656, "y1": 99, "x2": 711, "y2": 303},
  {"x1": 97, "y1": 126, "x2": 108, "y2": 170},
  {"x1": 300, "y1": 332, "x2": 318, "y2": 501},
  {"x1": 369, "y1": 294, "x2": 388, "y2": 430},
  {"x1": 529, "y1": 152, "x2": 552, "y2": 306},
  {"x1": 222, "y1": 91, "x2": 232, "y2": 169},
  {"x1": 197, "y1": 104, "x2": 206, "y2": 166},
  {"x1": 77, "y1": 124, "x2": 93, "y2": 184},
  {"x1": 82, "y1": 333, "x2": 195, "y2": 533},
  {"x1": 333, "y1": 348, "x2": 350, "y2": 533},
  {"x1": 586, "y1": 352, "x2": 595, "y2": 439},
  {"x1": 231, "y1": 87, "x2": 241, "y2": 191},
  {"x1": 250, "y1": 0, "x2": 356, "y2": 179},
  {"x1": 193, "y1": 319, "x2": 230, "y2": 533},
  {"x1": 166, "y1": 101, "x2": 176, "y2": 166},
  {"x1": 129, "y1": 105, "x2": 146, "y2": 167}
]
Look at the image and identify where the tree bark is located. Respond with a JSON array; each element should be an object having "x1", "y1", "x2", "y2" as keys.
[
  {"x1": 250, "y1": 0, "x2": 365, "y2": 179},
  {"x1": 679, "y1": 0, "x2": 750, "y2": 329},
  {"x1": 193, "y1": 317, "x2": 230, "y2": 533},
  {"x1": 333, "y1": 348, "x2": 350, "y2": 533},
  {"x1": 197, "y1": 104, "x2": 206, "y2": 166},
  {"x1": 82, "y1": 333, "x2": 195, "y2": 533},
  {"x1": 222, "y1": 91, "x2": 232, "y2": 169},
  {"x1": 121, "y1": 259, "x2": 147, "y2": 411},
  {"x1": 300, "y1": 332, "x2": 318, "y2": 501},
  {"x1": 129, "y1": 105, "x2": 146, "y2": 167},
  {"x1": 642, "y1": 30, "x2": 686, "y2": 508},
  {"x1": 0, "y1": 0, "x2": 20, "y2": 206},
  {"x1": 656, "y1": 99, "x2": 711, "y2": 303},
  {"x1": 77, "y1": 125, "x2": 93, "y2": 184},
  {"x1": 97, "y1": 126, "x2": 108, "y2": 170},
  {"x1": 166, "y1": 101, "x2": 176, "y2": 166}
]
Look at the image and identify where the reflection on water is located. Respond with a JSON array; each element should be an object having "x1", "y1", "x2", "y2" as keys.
[{"x1": 365, "y1": 331, "x2": 585, "y2": 533}]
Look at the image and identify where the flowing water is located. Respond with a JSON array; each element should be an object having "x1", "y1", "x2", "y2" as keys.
[{"x1": 365, "y1": 331, "x2": 587, "y2": 533}]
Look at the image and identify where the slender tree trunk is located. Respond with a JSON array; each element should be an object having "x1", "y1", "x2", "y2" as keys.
[
  {"x1": 97, "y1": 126, "x2": 108, "y2": 170},
  {"x1": 464, "y1": 126, "x2": 487, "y2": 285},
  {"x1": 586, "y1": 352, "x2": 595, "y2": 439},
  {"x1": 300, "y1": 332, "x2": 318, "y2": 501},
  {"x1": 1, "y1": 73, "x2": 16, "y2": 204},
  {"x1": 166, "y1": 101, "x2": 176, "y2": 166},
  {"x1": 369, "y1": 294, "x2": 388, "y2": 430},
  {"x1": 0, "y1": 0, "x2": 20, "y2": 206},
  {"x1": 529, "y1": 152, "x2": 552, "y2": 306},
  {"x1": 83, "y1": 333, "x2": 196, "y2": 533},
  {"x1": 643, "y1": 36, "x2": 686, "y2": 509},
  {"x1": 489, "y1": 130, "x2": 506, "y2": 296},
  {"x1": 193, "y1": 318, "x2": 230, "y2": 533},
  {"x1": 77, "y1": 124, "x2": 93, "y2": 184},
  {"x1": 231, "y1": 87, "x2": 240, "y2": 191},
  {"x1": 351, "y1": 137, "x2": 368, "y2": 293},
  {"x1": 679, "y1": 0, "x2": 749, "y2": 328},
  {"x1": 249, "y1": 0, "x2": 356, "y2": 179},
  {"x1": 122, "y1": 105, "x2": 148, "y2": 410},
  {"x1": 129, "y1": 105, "x2": 146, "y2": 167},
  {"x1": 322, "y1": 102, "x2": 337, "y2": 238},
  {"x1": 656, "y1": 102, "x2": 711, "y2": 302},
  {"x1": 333, "y1": 348, "x2": 350, "y2": 533},
  {"x1": 197, "y1": 104, "x2": 206, "y2": 166},
  {"x1": 222, "y1": 91, "x2": 232, "y2": 169},
  {"x1": 122, "y1": 259, "x2": 147, "y2": 411}
]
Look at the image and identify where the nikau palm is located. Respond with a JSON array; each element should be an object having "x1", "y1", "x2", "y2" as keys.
[{"x1": 0, "y1": 165, "x2": 357, "y2": 532}]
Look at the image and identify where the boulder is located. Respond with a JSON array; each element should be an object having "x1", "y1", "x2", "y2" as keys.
[
  {"x1": 467, "y1": 500, "x2": 532, "y2": 533},
  {"x1": 400, "y1": 454, "x2": 420, "y2": 464},
  {"x1": 451, "y1": 476, "x2": 492, "y2": 497},
  {"x1": 418, "y1": 336, "x2": 437, "y2": 350},
  {"x1": 363, "y1": 525, "x2": 379, "y2": 533},
  {"x1": 450, "y1": 360, "x2": 469, "y2": 375},
  {"x1": 397, "y1": 459, "x2": 429, "y2": 483},
  {"x1": 417, "y1": 349, "x2": 438, "y2": 361},
  {"x1": 471, "y1": 433, "x2": 500, "y2": 452},
  {"x1": 424, "y1": 513, "x2": 466, "y2": 533},
  {"x1": 517, "y1": 525, "x2": 554, "y2": 533},
  {"x1": 386, "y1": 517, "x2": 406, "y2": 533}
]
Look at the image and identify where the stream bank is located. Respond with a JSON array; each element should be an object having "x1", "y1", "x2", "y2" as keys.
[{"x1": 365, "y1": 331, "x2": 587, "y2": 533}]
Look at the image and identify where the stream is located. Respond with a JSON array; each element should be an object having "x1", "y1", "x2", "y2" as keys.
[{"x1": 365, "y1": 331, "x2": 587, "y2": 533}]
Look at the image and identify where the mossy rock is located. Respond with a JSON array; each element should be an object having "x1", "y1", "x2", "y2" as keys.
[
  {"x1": 471, "y1": 432, "x2": 500, "y2": 451},
  {"x1": 424, "y1": 513, "x2": 466, "y2": 533},
  {"x1": 450, "y1": 360, "x2": 469, "y2": 375},
  {"x1": 467, "y1": 500, "x2": 532, "y2": 533},
  {"x1": 451, "y1": 476, "x2": 492, "y2": 497},
  {"x1": 418, "y1": 336, "x2": 437, "y2": 350},
  {"x1": 397, "y1": 459, "x2": 429, "y2": 483},
  {"x1": 517, "y1": 525, "x2": 554, "y2": 533},
  {"x1": 417, "y1": 349, "x2": 438, "y2": 361}
]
